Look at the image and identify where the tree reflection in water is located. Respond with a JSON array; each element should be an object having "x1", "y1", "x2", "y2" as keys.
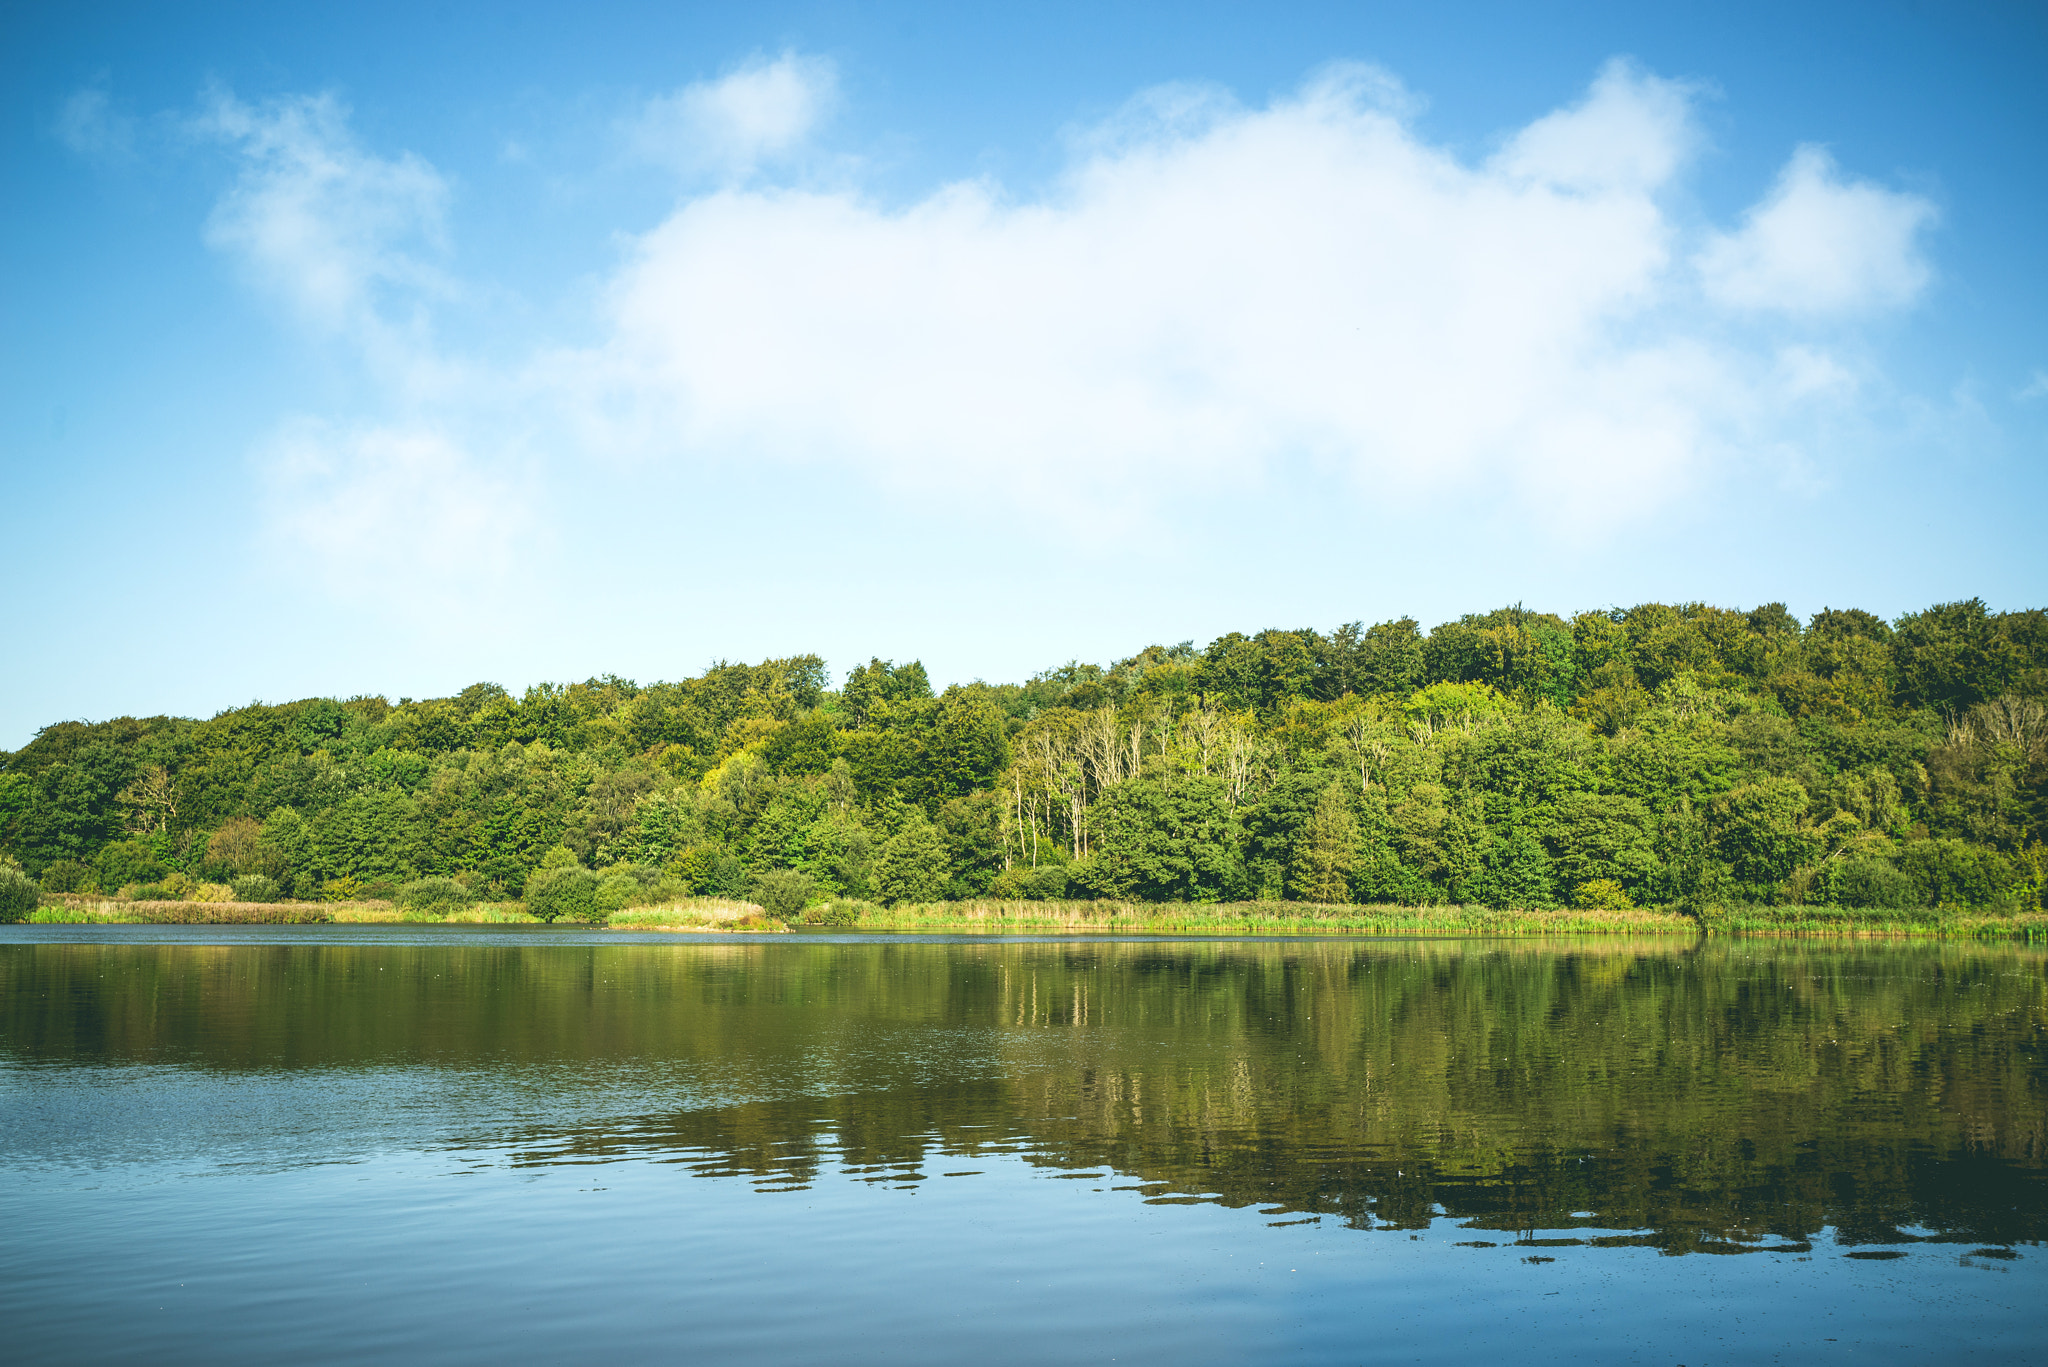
[{"x1": 4, "y1": 935, "x2": 2042, "y2": 1254}]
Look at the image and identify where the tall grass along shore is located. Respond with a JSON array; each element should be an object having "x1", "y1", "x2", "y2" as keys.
[
  {"x1": 814, "y1": 898, "x2": 2045, "y2": 939},
  {"x1": 24, "y1": 892, "x2": 785, "y2": 931},
  {"x1": 15, "y1": 892, "x2": 2042, "y2": 939}
]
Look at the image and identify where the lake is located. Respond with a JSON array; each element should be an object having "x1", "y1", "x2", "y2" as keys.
[{"x1": 2, "y1": 926, "x2": 2042, "y2": 1364}]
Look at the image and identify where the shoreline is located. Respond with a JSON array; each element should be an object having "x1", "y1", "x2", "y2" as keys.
[{"x1": 14, "y1": 895, "x2": 2044, "y2": 939}]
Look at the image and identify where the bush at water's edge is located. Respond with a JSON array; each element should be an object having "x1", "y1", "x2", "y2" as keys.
[{"x1": 0, "y1": 865, "x2": 39, "y2": 922}]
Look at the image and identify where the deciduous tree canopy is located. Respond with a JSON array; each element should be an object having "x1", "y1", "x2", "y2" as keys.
[{"x1": 4, "y1": 600, "x2": 2044, "y2": 911}]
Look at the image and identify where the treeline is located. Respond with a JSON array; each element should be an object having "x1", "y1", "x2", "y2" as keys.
[{"x1": 3, "y1": 597, "x2": 2045, "y2": 913}]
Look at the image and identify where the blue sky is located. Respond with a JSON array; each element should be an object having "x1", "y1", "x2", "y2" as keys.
[{"x1": 4, "y1": 1, "x2": 2044, "y2": 747}]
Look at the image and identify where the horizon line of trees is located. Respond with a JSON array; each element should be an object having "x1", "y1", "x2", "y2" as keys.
[{"x1": 3, "y1": 597, "x2": 2045, "y2": 913}]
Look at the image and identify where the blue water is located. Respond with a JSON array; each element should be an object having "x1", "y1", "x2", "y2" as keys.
[{"x1": 2, "y1": 927, "x2": 2041, "y2": 1364}]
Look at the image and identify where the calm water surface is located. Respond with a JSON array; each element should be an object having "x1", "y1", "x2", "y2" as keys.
[{"x1": 2, "y1": 927, "x2": 2042, "y2": 1364}]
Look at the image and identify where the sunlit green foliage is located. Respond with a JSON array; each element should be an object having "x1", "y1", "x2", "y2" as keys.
[{"x1": 2, "y1": 602, "x2": 2044, "y2": 912}]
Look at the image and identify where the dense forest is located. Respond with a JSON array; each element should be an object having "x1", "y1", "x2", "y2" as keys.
[{"x1": 3, "y1": 598, "x2": 2045, "y2": 913}]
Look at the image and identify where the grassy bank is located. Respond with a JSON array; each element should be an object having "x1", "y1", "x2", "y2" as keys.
[
  {"x1": 22, "y1": 893, "x2": 777, "y2": 930},
  {"x1": 330, "y1": 903, "x2": 537, "y2": 924},
  {"x1": 15, "y1": 893, "x2": 2044, "y2": 938},
  {"x1": 1696, "y1": 903, "x2": 2048, "y2": 938},
  {"x1": 607, "y1": 898, "x2": 783, "y2": 931},
  {"x1": 837, "y1": 899, "x2": 1697, "y2": 936},
  {"x1": 824, "y1": 898, "x2": 2047, "y2": 939},
  {"x1": 29, "y1": 896, "x2": 358, "y2": 924}
]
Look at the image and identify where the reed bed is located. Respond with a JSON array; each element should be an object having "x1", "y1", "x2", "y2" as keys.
[
  {"x1": 330, "y1": 903, "x2": 537, "y2": 924},
  {"x1": 31, "y1": 896, "x2": 534, "y2": 925},
  {"x1": 847, "y1": 900, "x2": 1701, "y2": 936},
  {"x1": 608, "y1": 898, "x2": 779, "y2": 931},
  {"x1": 1701, "y1": 904, "x2": 2048, "y2": 939},
  {"x1": 31, "y1": 899, "x2": 353, "y2": 924},
  {"x1": 829, "y1": 899, "x2": 2046, "y2": 939},
  {"x1": 16, "y1": 894, "x2": 2041, "y2": 938}
]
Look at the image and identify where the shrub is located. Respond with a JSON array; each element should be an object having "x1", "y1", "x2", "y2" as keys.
[
  {"x1": 397, "y1": 877, "x2": 471, "y2": 915},
  {"x1": 589, "y1": 864, "x2": 668, "y2": 913},
  {"x1": 1573, "y1": 879, "x2": 1635, "y2": 910},
  {"x1": 191, "y1": 882, "x2": 235, "y2": 903},
  {"x1": 96, "y1": 839, "x2": 166, "y2": 893},
  {"x1": 0, "y1": 866, "x2": 39, "y2": 922},
  {"x1": 2021, "y1": 845, "x2": 2048, "y2": 912},
  {"x1": 232, "y1": 874, "x2": 282, "y2": 903},
  {"x1": 1826, "y1": 857, "x2": 1922, "y2": 909},
  {"x1": 811, "y1": 898, "x2": 871, "y2": 927},
  {"x1": 595, "y1": 872, "x2": 642, "y2": 912},
  {"x1": 747, "y1": 869, "x2": 817, "y2": 921},
  {"x1": 38, "y1": 859, "x2": 93, "y2": 894},
  {"x1": 1900, "y1": 839, "x2": 2020, "y2": 909},
  {"x1": 525, "y1": 865, "x2": 601, "y2": 923}
]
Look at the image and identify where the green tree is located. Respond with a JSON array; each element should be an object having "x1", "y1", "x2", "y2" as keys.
[
  {"x1": 1358, "y1": 617, "x2": 1426, "y2": 696},
  {"x1": 762, "y1": 715, "x2": 840, "y2": 776},
  {"x1": 1710, "y1": 778, "x2": 1819, "y2": 899},
  {"x1": 94, "y1": 838, "x2": 164, "y2": 892},
  {"x1": 259, "y1": 806, "x2": 314, "y2": 896},
  {"x1": 1545, "y1": 792, "x2": 1660, "y2": 903},
  {"x1": 872, "y1": 811, "x2": 949, "y2": 905},
  {"x1": 1288, "y1": 783, "x2": 1358, "y2": 903},
  {"x1": 1091, "y1": 778, "x2": 1240, "y2": 902},
  {"x1": 1899, "y1": 839, "x2": 2020, "y2": 908},
  {"x1": 841, "y1": 658, "x2": 932, "y2": 727},
  {"x1": 1892, "y1": 599, "x2": 2025, "y2": 711}
]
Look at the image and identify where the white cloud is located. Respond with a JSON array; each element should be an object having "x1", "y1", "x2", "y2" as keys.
[
  {"x1": 563, "y1": 60, "x2": 1730, "y2": 521},
  {"x1": 198, "y1": 59, "x2": 1944, "y2": 591},
  {"x1": 2018, "y1": 371, "x2": 2048, "y2": 402},
  {"x1": 1492, "y1": 58, "x2": 1697, "y2": 192},
  {"x1": 628, "y1": 52, "x2": 837, "y2": 177},
  {"x1": 1697, "y1": 144, "x2": 1936, "y2": 315},
  {"x1": 195, "y1": 89, "x2": 452, "y2": 352}
]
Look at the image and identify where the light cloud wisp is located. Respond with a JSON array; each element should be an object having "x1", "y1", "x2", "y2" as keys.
[
  {"x1": 197, "y1": 89, "x2": 452, "y2": 346},
  {"x1": 629, "y1": 52, "x2": 838, "y2": 178}
]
